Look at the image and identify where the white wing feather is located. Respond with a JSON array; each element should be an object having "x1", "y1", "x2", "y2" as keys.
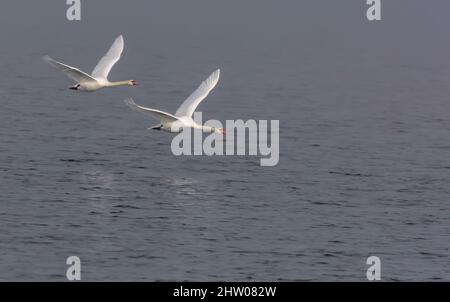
[
  {"x1": 175, "y1": 69, "x2": 220, "y2": 117},
  {"x1": 124, "y1": 98, "x2": 179, "y2": 124},
  {"x1": 42, "y1": 55, "x2": 96, "y2": 83},
  {"x1": 91, "y1": 35, "x2": 124, "y2": 80}
]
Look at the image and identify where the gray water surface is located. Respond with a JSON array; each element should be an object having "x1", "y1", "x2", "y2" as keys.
[{"x1": 0, "y1": 0, "x2": 449, "y2": 281}]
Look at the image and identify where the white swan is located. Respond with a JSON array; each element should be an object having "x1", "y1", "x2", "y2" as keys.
[
  {"x1": 43, "y1": 35, "x2": 136, "y2": 91},
  {"x1": 124, "y1": 69, "x2": 224, "y2": 134}
]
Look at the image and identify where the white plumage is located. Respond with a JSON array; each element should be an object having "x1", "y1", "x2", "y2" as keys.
[
  {"x1": 125, "y1": 69, "x2": 224, "y2": 134},
  {"x1": 43, "y1": 35, "x2": 136, "y2": 91}
]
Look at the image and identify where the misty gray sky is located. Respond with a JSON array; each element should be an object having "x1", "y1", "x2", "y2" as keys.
[
  {"x1": 1, "y1": 1, "x2": 450, "y2": 58},
  {"x1": 1, "y1": 0, "x2": 450, "y2": 112}
]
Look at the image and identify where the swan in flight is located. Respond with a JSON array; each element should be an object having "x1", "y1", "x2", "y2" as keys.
[
  {"x1": 124, "y1": 69, "x2": 224, "y2": 134},
  {"x1": 43, "y1": 35, "x2": 137, "y2": 91}
]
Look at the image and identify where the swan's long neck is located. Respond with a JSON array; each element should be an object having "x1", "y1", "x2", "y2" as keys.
[
  {"x1": 105, "y1": 80, "x2": 134, "y2": 87},
  {"x1": 190, "y1": 123, "x2": 209, "y2": 132},
  {"x1": 180, "y1": 119, "x2": 223, "y2": 133},
  {"x1": 199, "y1": 124, "x2": 225, "y2": 134},
  {"x1": 201, "y1": 125, "x2": 214, "y2": 132}
]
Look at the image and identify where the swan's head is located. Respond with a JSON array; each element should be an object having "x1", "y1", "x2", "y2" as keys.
[
  {"x1": 129, "y1": 80, "x2": 138, "y2": 86},
  {"x1": 212, "y1": 127, "x2": 226, "y2": 134}
]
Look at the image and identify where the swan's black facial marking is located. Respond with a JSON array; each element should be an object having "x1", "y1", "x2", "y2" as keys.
[{"x1": 69, "y1": 84, "x2": 80, "y2": 90}]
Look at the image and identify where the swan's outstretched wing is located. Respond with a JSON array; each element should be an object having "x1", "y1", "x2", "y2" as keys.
[
  {"x1": 175, "y1": 69, "x2": 220, "y2": 117},
  {"x1": 42, "y1": 55, "x2": 96, "y2": 83},
  {"x1": 124, "y1": 98, "x2": 179, "y2": 124},
  {"x1": 91, "y1": 35, "x2": 124, "y2": 80}
]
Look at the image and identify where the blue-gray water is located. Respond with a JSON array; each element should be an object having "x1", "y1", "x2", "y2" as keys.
[{"x1": 0, "y1": 1, "x2": 449, "y2": 281}]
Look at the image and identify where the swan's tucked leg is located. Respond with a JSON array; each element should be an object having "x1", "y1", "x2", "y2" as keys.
[{"x1": 149, "y1": 124, "x2": 163, "y2": 130}]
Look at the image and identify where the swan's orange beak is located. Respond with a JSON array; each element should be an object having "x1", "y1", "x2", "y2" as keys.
[
  {"x1": 220, "y1": 128, "x2": 226, "y2": 134},
  {"x1": 131, "y1": 80, "x2": 138, "y2": 86}
]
